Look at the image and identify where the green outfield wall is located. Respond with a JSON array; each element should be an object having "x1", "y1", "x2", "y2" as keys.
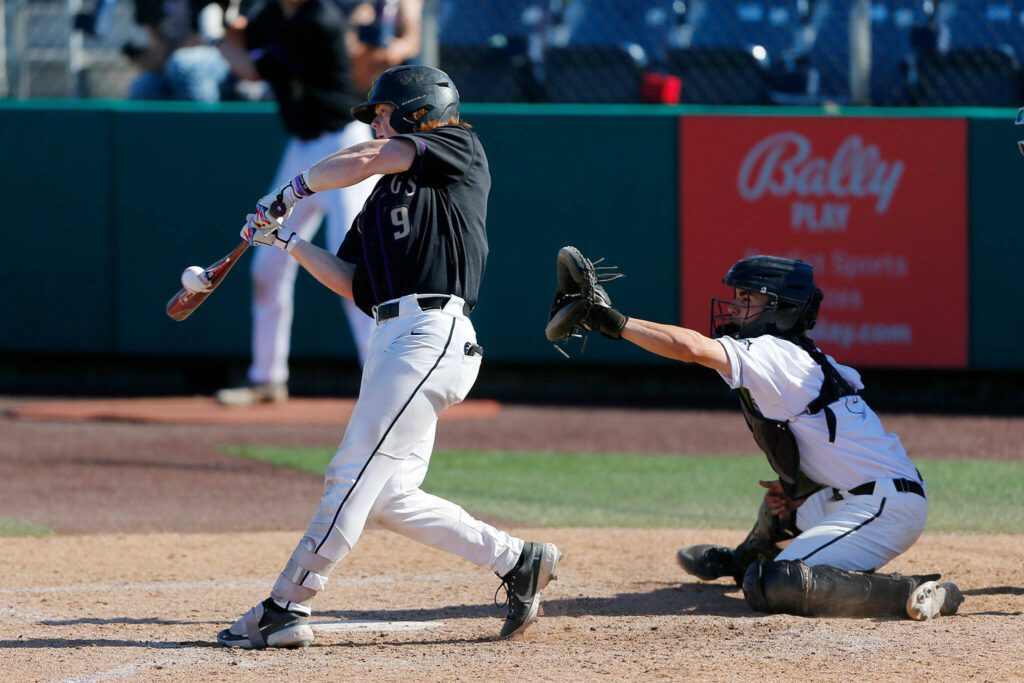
[{"x1": 1, "y1": 101, "x2": 1019, "y2": 370}]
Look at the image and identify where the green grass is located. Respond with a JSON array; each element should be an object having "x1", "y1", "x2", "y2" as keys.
[
  {"x1": 0, "y1": 517, "x2": 54, "y2": 537},
  {"x1": 221, "y1": 446, "x2": 1024, "y2": 533}
]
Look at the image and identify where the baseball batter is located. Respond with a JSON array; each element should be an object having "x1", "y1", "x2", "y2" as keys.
[
  {"x1": 217, "y1": 65, "x2": 562, "y2": 649},
  {"x1": 547, "y1": 251, "x2": 962, "y2": 620},
  {"x1": 217, "y1": 0, "x2": 379, "y2": 405}
]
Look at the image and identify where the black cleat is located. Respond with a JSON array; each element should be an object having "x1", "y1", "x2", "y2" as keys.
[
  {"x1": 676, "y1": 544, "x2": 737, "y2": 582},
  {"x1": 496, "y1": 541, "x2": 563, "y2": 638},
  {"x1": 217, "y1": 598, "x2": 313, "y2": 649}
]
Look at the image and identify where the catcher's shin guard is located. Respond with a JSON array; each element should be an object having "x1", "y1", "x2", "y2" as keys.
[{"x1": 743, "y1": 560, "x2": 944, "y2": 618}]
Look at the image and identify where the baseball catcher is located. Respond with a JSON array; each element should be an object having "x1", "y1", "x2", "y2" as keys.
[{"x1": 547, "y1": 249, "x2": 963, "y2": 621}]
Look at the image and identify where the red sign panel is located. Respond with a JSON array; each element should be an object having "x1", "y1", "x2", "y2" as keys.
[{"x1": 680, "y1": 116, "x2": 967, "y2": 368}]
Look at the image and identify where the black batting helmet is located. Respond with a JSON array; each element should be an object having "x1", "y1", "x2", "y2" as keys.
[
  {"x1": 710, "y1": 255, "x2": 824, "y2": 339},
  {"x1": 351, "y1": 65, "x2": 460, "y2": 135}
]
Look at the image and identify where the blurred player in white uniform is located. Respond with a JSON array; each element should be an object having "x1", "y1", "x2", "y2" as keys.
[{"x1": 217, "y1": 0, "x2": 378, "y2": 405}]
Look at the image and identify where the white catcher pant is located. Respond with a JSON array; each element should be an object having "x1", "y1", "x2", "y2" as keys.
[
  {"x1": 271, "y1": 295, "x2": 524, "y2": 609},
  {"x1": 249, "y1": 122, "x2": 378, "y2": 384},
  {"x1": 777, "y1": 479, "x2": 929, "y2": 572}
]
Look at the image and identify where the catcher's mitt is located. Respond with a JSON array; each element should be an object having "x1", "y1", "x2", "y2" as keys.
[{"x1": 545, "y1": 246, "x2": 626, "y2": 353}]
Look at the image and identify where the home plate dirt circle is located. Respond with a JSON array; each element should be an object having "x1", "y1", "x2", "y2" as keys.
[{"x1": 6, "y1": 396, "x2": 501, "y2": 425}]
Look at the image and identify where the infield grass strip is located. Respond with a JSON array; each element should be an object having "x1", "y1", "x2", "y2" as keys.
[
  {"x1": 0, "y1": 517, "x2": 54, "y2": 537},
  {"x1": 221, "y1": 447, "x2": 1024, "y2": 533}
]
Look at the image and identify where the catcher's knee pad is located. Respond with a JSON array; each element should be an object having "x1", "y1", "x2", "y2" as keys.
[
  {"x1": 742, "y1": 560, "x2": 810, "y2": 614},
  {"x1": 271, "y1": 536, "x2": 339, "y2": 605}
]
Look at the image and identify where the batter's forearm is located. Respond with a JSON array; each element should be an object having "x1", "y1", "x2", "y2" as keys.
[
  {"x1": 289, "y1": 239, "x2": 355, "y2": 299},
  {"x1": 306, "y1": 138, "x2": 416, "y2": 191}
]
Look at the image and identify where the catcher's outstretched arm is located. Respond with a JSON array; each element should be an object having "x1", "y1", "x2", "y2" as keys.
[{"x1": 621, "y1": 319, "x2": 731, "y2": 375}]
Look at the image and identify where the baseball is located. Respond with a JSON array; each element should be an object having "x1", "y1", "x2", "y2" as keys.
[{"x1": 181, "y1": 266, "x2": 213, "y2": 293}]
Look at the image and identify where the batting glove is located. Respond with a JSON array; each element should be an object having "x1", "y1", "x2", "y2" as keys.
[
  {"x1": 252, "y1": 171, "x2": 316, "y2": 229},
  {"x1": 241, "y1": 216, "x2": 302, "y2": 251}
]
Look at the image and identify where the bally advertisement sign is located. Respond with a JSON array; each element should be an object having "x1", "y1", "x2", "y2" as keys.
[{"x1": 680, "y1": 116, "x2": 967, "y2": 368}]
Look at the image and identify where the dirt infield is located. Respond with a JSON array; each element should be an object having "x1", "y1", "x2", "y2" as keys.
[{"x1": 1, "y1": 396, "x2": 1022, "y2": 681}]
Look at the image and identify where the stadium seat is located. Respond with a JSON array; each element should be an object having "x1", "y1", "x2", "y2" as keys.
[
  {"x1": 665, "y1": 0, "x2": 803, "y2": 104},
  {"x1": 556, "y1": 0, "x2": 681, "y2": 64},
  {"x1": 806, "y1": 0, "x2": 852, "y2": 101},
  {"x1": 543, "y1": 46, "x2": 644, "y2": 103},
  {"x1": 439, "y1": 45, "x2": 529, "y2": 102},
  {"x1": 915, "y1": 0, "x2": 1024, "y2": 105},
  {"x1": 937, "y1": 0, "x2": 1024, "y2": 54},
  {"x1": 664, "y1": 48, "x2": 768, "y2": 104},
  {"x1": 437, "y1": 0, "x2": 545, "y2": 102},
  {"x1": 870, "y1": 0, "x2": 934, "y2": 105},
  {"x1": 438, "y1": 0, "x2": 540, "y2": 47},
  {"x1": 688, "y1": 0, "x2": 803, "y2": 60},
  {"x1": 916, "y1": 48, "x2": 1023, "y2": 105}
]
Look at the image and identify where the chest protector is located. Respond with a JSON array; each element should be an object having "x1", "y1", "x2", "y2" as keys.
[{"x1": 735, "y1": 336, "x2": 857, "y2": 500}]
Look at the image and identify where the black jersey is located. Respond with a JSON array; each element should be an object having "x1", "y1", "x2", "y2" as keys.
[
  {"x1": 337, "y1": 126, "x2": 490, "y2": 317},
  {"x1": 245, "y1": 0, "x2": 359, "y2": 140}
]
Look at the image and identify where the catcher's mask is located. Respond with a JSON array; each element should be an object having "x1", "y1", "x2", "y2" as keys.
[
  {"x1": 710, "y1": 255, "x2": 823, "y2": 339},
  {"x1": 351, "y1": 65, "x2": 460, "y2": 135}
]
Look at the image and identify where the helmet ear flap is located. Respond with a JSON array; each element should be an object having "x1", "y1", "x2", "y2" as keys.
[{"x1": 802, "y1": 287, "x2": 824, "y2": 331}]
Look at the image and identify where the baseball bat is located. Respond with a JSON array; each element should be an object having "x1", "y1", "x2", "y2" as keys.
[
  {"x1": 165, "y1": 202, "x2": 287, "y2": 321},
  {"x1": 165, "y1": 241, "x2": 250, "y2": 321}
]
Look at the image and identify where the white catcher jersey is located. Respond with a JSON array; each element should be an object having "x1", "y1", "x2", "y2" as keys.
[{"x1": 716, "y1": 335, "x2": 919, "y2": 491}]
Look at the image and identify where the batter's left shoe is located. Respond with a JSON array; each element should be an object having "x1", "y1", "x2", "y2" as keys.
[
  {"x1": 217, "y1": 598, "x2": 313, "y2": 649},
  {"x1": 906, "y1": 581, "x2": 965, "y2": 621},
  {"x1": 496, "y1": 541, "x2": 563, "y2": 639}
]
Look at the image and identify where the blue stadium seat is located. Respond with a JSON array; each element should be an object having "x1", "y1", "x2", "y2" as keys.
[
  {"x1": 558, "y1": 0, "x2": 681, "y2": 64},
  {"x1": 664, "y1": 0, "x2": 803, "y2": 104},
  {"x1": 439, "y1": 46, "x2": 530, "y2": 102},
  {"x1": 870, "y1": 0, "x2": 934, "y2": 105},
  {"x1": 664, "y1": 47, "x2": 769, "y2": 104},
  {"x1": 437, "y1": 0, "x2": 546, "y2": 102},
  {"x1": 916, "y1": 48, "x2": 1023, "y2": 105},
  {"x1": 689, "y1": 0, "x2": 804, "y2": 61},
  {"x1": 543, "y1": 46, "x2": 644, "y2": 103},
  {"x1": 916, "y1": 0, "x2": 1024, "y2": 105},
  {"x1": 937, "y1": 0, "x2": 1024, "y2": 55},
  {"x1": 438, "y1": 0, "x2": 540, "y2": 47},
  {"x1": 807, "y1": 0, "x2": 852, "y2": 100}
]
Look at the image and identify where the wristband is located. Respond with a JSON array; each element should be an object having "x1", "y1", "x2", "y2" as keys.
[{"x1": 290, "y1": 171, "x2": 316, "y2": 199}]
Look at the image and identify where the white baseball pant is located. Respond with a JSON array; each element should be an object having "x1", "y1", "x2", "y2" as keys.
[
  {"x1": 777, "y1": 479, "x2": 929, "y2": 571},
  {"x1": 270, "y1": 295, "x2": 524, "y2": 609},
  {"x1": 249, "y1": 121, "x2": 378, "y2": 384}
]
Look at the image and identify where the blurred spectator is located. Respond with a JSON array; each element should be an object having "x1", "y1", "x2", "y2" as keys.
[
  {"x1": 214, "y1": 0, "x2": 377, "y2": 405},
  {"x1": 74, "y1": 0, "x2": 120, "y2": 38},
  {"x1": 125, "y1": 0, "x2": 232, "y2": 102},
  {"x1": 346, "y1": 0, "x2": 422, "y2": 93}
]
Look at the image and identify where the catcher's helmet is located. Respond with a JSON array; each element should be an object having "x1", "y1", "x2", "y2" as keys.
[
  {"x1": 351, "y1": 65, "x2": 460, "y2": 135},
  {"x1": 710, "y1": 255, "x2": 823, "y2": 339}
]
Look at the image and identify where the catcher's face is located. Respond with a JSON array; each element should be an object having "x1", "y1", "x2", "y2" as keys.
[
  {"x1": 709, "y1": 288, "x2": 774, "y2": 338},
  {"x1": 730, "y1": 289, "x2": 772, "y2": 325}
]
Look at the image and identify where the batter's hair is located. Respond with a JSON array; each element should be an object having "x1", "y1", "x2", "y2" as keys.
[{"x1": 416, "y1": 117, "x2": 472, "y2": 132}]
